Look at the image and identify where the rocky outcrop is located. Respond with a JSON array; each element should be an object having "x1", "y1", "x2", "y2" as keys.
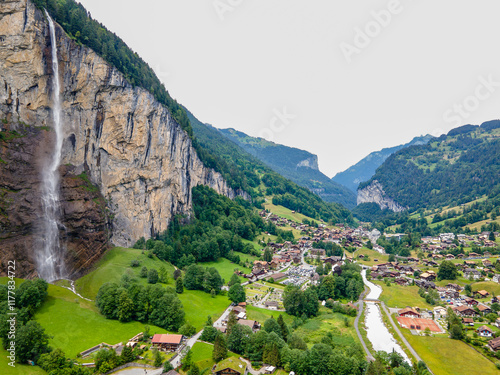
[
  {"x1": 0, "y1": 127, "x2": 109, "y2": 279},
  {"x1": 296, "y1": 155, "x2": 319, "y2": 170},
  {"x1": 357, "y1": 180, "x2": 406, "y2": 212},
  {"x1": 0, "y1": 0, "x2": 243, "y2": 277}
]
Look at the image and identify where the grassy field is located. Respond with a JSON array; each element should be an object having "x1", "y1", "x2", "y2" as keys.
[
  {"x1": 203, "y1": 257, "x2": 251, "y2": 283},
  {"x1": 178, "y1": 342, "x2": 239, "y2": 375},
  {"x1": 0, "y1": 348, "x2": 46, "y2": 375},
  {"x1": 293, "y1": 308, "x2": 359, "y2": 348},
  {"x1": 354, "y1": 248, "x2": 389, "y2": 266},
  {"x1": 373, "y1": 281, "x2": 434, "y2": 310},
  {"x1": 401, "y1": 330, "x2": 499, "y2": 375},
  {"x1": 178, "y1": 290, "x2": 230, "y2": 330},
  {"x1": 263, "y1": 201, "x2": 316, "y2": 223},
  {"x1": 75, "y1": 247, "x2": 176, "y2": 299},
  {"x1": 35, "y1": 285, "x2": 170, "y2": 358},
  {"x1": 74, "y1": 247, "x2": 233, "y2": 330},
  {"x1": 246, "y1": 305, "x2": 293, "y2": 325},
  {"x1": 472, "y1": 281, "x2": 500, "y2": 297}
]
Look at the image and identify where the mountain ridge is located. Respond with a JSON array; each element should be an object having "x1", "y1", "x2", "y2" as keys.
[
  {"x1": 332, "y1": 134, "x2": 434, "y2": 192},
  {"x1": 217, "y1": 127, "x2": 357, "y2": 208},
  {"x1": 357, "y1": 120, "x2": 500, "y2": 212}
]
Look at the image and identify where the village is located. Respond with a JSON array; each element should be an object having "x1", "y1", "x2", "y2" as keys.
[{"x1": 69, "y1": 207, "x2": 500, "y2": 375}]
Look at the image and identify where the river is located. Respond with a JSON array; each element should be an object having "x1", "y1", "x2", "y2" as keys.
[{"x1": 361, "y1": 269, "x2": 410, "y2": 362}]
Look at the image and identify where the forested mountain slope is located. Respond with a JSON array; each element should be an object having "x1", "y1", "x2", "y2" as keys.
[
  {"x1": 358, "y1": 121, "x2": 500, "y2": 212},
  {"x1": 186, "y1": 110, "x2": 354, "y2": 224},
  {"x1": 218, "y1": 128, "x2": 356, "y2": 208},
  {"x1": 332, "y1": 135, "x2": 433, "y2": 192}
]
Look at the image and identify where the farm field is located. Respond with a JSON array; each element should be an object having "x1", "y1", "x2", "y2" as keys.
[
  {"x1": 354, "y1": 248, "x2": 389, "y2": 266},
  {"x1": 471, "y1": 281, "x2": 500, "y2": 297},
  {"x1": 35, "y1": 284, "x2": 170, "y2": 358},
  {"x1": 178, "y1": 290, "x2": 230, "y2": 330},
  {"x1": 246, "y1": 305, "x2": 293, "y2": 325},
  {"x1": 372, "y1": 281, "x2": 434, "y2": 310},
  {"x1": 75, "y1": 247, "x2": 175, "y2": 299},
  {"x1": 293, "y1": 308, "x2": 360, "y2": 348},
  {"x1": 203, "y1": 256, "x2": 251, "y2": 283},
  {"x1": 401, "y1": 330, "x2": 499, "y2": 375}
]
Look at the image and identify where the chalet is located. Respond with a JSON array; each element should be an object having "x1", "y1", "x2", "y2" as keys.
[
  {"x1": 453, "y1": 305, "x2": 478, "y2": 317},
  {"x1": 398, "y1": 307, "x2": 421, "y2": 318},
  {"x1": 483, "y1": 259, "x2": 493, "y2": 268},
  {"x1": 477, "y1": 304, "x2": 492, "y2": 315},
  {"x1": 420, "y1": 272, "x2": 436, "y2": 282},
  {"x1": 478, "y1": 325, "x2": 495, "y2": 337},
  {"x1": 462, "y1": 317, "x2": 474, "y2": 326},
  {"x1": 395, "y1": 278, "x2": 409, "y2": 286},
  {"x1": 464, "y1": 297, "x2": 479, "y2": 306},
  {"x1": 252, "y1": 269, "x2": 266, "y2": 277},
  {"x1": 433, "y1": 306, "x2": 447, "y2": 319},
  {"x1": 213, "y1": 357, "x2": 248, "y2": 375},
  {"x1": 474, "y1": 290, "x2": 490, "y2": 299},
  {"x1": 464, "y1": 268, "x2": 481, "y2": 280},
  {"x1": 237, "y1": 319, "x2": 260, "y2": 332},
  {"x1": 254, "y1": 261, "x2": 269, "y2": 270},
  {"x1": 324, "y1": 256, "x2": 342, "y2": 265},
  {"x1": 151, "y1": 334, "x2": 183, "y2": 351},
  {"x1": 414, "y1": 280, "x2": 436, "y2": 289},
  {"x1": 489, "y1": 337, "x2": 500, "y2": 351},
  {"x1": 446, "y1": 283, "x2": 462, "y2": 291},
  {"x1": 445, "y1": 254, "x2": 455, "y2": 260}
]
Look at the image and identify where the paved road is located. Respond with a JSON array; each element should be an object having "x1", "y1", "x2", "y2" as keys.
[
  {"x1": 380, "y1": 302, "x2": 424, "y2": 363},
  {"x1": 354, "y1": 287, "x2": 375, "y2": 361},
  {"x1": 169, "y1": 304, "x2": 234, "y2": 369}
]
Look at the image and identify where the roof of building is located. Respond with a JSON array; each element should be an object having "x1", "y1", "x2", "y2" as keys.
[
  {"x1": 477, "y1": 325, "x2": 494, "y2": 333},
  {"x1": 151, "y1": 334, "x2": 183, "y2": 345},
  {"x1": 213, "y1": 357, "x2": 247, "y2": 373},
  {"x1": 238, "y1": 319, "x2": 258, "y2": 329},
  {"x1": 398, "y1": 307, "x2": 420, "y2": 316}
]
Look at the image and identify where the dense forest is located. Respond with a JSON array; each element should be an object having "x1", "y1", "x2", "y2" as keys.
[
  {"x1": 359, "y1": 123, "x2": 500, "y2": 211},
  {"x1": 133, "y1": 185, "x2": 267, "y2": 268}
]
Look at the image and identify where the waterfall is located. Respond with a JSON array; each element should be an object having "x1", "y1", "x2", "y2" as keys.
[{"x1": 37, "y1": 11, "x2": 66, "y2": 282}]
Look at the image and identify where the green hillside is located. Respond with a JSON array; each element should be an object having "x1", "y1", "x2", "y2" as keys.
[
  {"x1": 187, "y1": 109, "x2": 354, "y2": 224},
  {"x1": 332, "y1": 134, "x2": 433, "y2": 192},
  {"x1": 219, "y1": 128, "x2": 357, "y2": 208},
  {"x1": 360, "y1": 121, "x2": 500, "y2": 211}
]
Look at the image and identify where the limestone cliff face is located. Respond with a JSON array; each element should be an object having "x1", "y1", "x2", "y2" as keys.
[
  {"x1": 296, "y1": 155, "x2": 319, "y2": 170},
  {"x1": 357, "y1": 180, "x2": 406, "y2": 212},
  {"x1": 0, "y1": 0, "x2": 243, "y2": 276}
]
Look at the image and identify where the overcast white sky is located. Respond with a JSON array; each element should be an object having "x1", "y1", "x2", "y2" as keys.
[{"x1": 78, "y1": 0, "x2": 500, "y2": 176}]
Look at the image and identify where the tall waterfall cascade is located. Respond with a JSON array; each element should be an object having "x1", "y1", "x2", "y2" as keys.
[{"x1": 37, "y1": 11, "x2": 66, "y2": 282}]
